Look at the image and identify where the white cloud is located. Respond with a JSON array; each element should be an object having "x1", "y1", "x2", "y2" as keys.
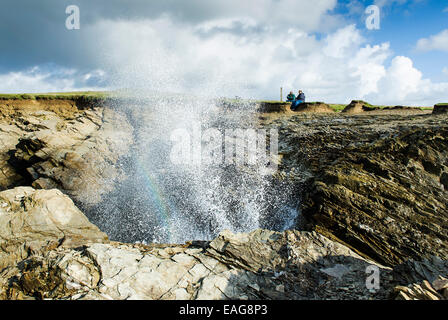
[
  {"x1": 209, "y1": 0, "x2": 339, "y2": 32},
  {"x1": 443, "y1": 67, "x2": 448, "y2": 75},
  {"x1": 95, "y1": 20, "x2": 356, "y2": 99},
  {"x1": 323, "y1": 24, "x2": 364, "y2": 58},
  {"x1": 0, "y1": 66, "x2": 106, "y2": 93},
  {"x1": 416, "y1": 29, "x2": 448, "y2": 52},
  {"x1": 94, "y1": 17, "x2": 447, "y2": 105},
  {"x1": 2, "y1": 1, "x2": 447, "y2": 106},
  {"x1": 376, "y1": 56, "x2": 422, "y2": 101},
  {"x1": 367, "y1": 56, "x2": 448, "y2": 105},
  {"x1": 349, "y1": 43, "x2": 390, "y2": 97},
  {"x1": 444, "y1": 7, "x2": 448, "y2": 13}
]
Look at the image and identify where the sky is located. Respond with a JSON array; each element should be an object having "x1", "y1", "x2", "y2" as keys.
[{"x1": 0, "y1": 0, "x2": 447, "y2": 105}]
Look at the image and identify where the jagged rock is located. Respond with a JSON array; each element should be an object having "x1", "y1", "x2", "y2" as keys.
[
  {"x1": 264, "y1": 113, "x2": 448, "y2": 266},
  {"x1": 0, "y1": 190, "x2": 395, "y2": 300},
  {"x1": 1, "y1": 187, "x2": 447, "y2": 301},
  {"x1": 392, "y1": 256, "x2": 448, "y2": 285},
  {"x1": 0, "y1": 100, "x2": 133, "y2": 205},
  {"x1": 0, "y1": 228, "x2": 395, "y2": 300},
  {"x1": 0, "y1": 98, "x2": 447, "y2": 301},
  {"x1": 0, "y1": 187, "x2": 108, "y2": 270},
  {"x1": 391, "y1": 256, "x2": 448, "y2": 299},
  {"x1": 395, "y1": 276, "x2": 448, "y2": 300}
]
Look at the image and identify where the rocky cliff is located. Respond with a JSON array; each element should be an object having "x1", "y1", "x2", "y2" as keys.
[
  {"x1": 1, "y1": 187, "x2": 446, "y2": 300},
  {"x1": 0, "y1": 99, "x2": 447, "y2": 300},
  {"x1": 0, "y1": 98, "x2": 133, "y2": 205},
  {"x1": 265, "y1": 112, "x2": 448, "y2": 267}
]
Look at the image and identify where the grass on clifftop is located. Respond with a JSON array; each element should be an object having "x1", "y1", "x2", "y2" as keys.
[
  {"x1": 0, "y1": 91, "x2": 109, "y2": 101},
  {"x1": 0, "y1": 92, "x2": 437, "y2": 111},
  {"x1": 328, "y1": 104, "x2": 346, "y2": 112},
  {"x1": 258, "y1": 100, "x2": 434, "y2": 112}
]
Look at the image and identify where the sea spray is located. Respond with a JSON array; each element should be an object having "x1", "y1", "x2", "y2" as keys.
[
  {"x1": 81, "y1": 93, "x2": 299, "y2": 244},
  {"x1": 81, "y1": 39, "x2": 299, "y2": 243}
]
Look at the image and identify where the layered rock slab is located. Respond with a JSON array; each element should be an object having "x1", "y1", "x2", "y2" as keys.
[
  {"x1": 0, "y1": 187, "x2": 393, "y2": 300},
  {"x1": 1, "y1": 229, "x2": 394, "y2": 300},
  {"x1": 0, "y1": 187, "x2": 446, "y2": 301},
  {"x1": 0, "y1": 187, "x2": 108, "y2": 270},
  {"x1": 0, "y1": 100, "x2": 133, "y2": 205},
  {"x1": 265, "y1": 113, "x2": 448, "y2": 266}
]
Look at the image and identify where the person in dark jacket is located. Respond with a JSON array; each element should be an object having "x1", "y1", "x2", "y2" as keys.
[
  {"x1": 297, "y1": 90, "x2": 305, "y2": 102},
  {"x1": 291, "y1": 90, "x2": 306, "y2": 110},
  {"x1": 286, "y1": 91, "x2": 296, "y2": 102}
]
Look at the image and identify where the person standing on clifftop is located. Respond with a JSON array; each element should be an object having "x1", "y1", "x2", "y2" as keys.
[
  {"x1": 286, "y1": 91, "x2": 296, "y2": 102},
  {"x1": 291, "y1": 90, "x2": 306, "y2": 111}
]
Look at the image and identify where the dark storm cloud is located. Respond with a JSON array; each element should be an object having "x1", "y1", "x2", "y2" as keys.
[
  {"x1": 0, "y1": 0, "x2": 338, "y2": 73},
  {"x1": 0, "y1": 0, "x2": 252, "y2": 72},
  {"x1": 0, "y1": 0, "x2": 96, "y2": 72}
]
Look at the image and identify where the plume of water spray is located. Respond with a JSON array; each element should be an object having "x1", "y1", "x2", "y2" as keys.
[{"x1": 81, "y1": 32, "x2": 299, "y2": 244}]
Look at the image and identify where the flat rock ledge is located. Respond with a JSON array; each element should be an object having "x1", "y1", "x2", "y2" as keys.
[{"x1": 0, "y1": 187, "x2": 446, "y2": 300}]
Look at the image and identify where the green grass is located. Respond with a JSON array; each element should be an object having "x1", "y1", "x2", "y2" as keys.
[
  {"x1": 329, "y1": 104, "x2": 346, "y2": 112},
  {"x1": 327, "y1": 101, "x2": 434, "y2": 112},
  {"x1": 0, "y1": 93, "x2": 437, "y2": 112},
  {"x1": 260, "y1": 100, "x2": 376, "y2": 112},
  {"x1": 0, "y1": 91, "x2": 109, "y2": 101},
  {"x1": 0, "y1": 94, "x2": 35, "y2": 100}
]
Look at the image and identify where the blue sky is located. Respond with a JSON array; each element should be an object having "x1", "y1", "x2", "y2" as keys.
[
  {"x1": 338, "y1": 0, "x2": 448, "y2": 81},
  {"x1": 0, "y1": 0, "x2": 447, "y2": 105}
]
